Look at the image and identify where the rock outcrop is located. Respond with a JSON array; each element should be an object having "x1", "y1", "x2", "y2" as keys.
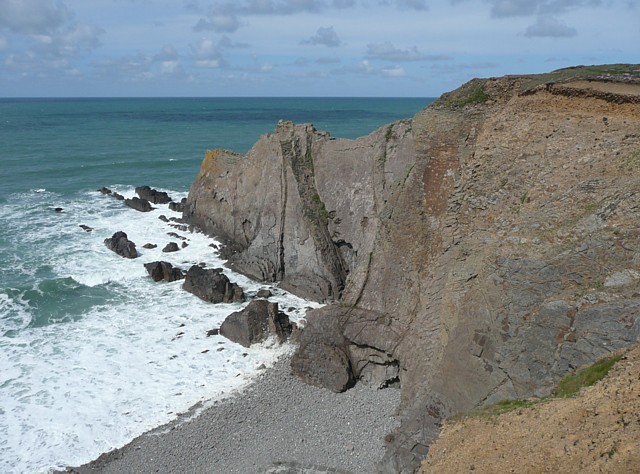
[
  {"x1": 135, "y1": 185, "x2": 172, "y2": 204},
  {"x1": 182, "y1": 265, "x2": 244, "y2": 304},
  {"x1": 183, "y1": 65, "x2": 640, "y2": 473},
  {"x1": 220, "y1": 299, "x2": 294, "y2": 347},
  {"x1": 144, "y1": 261, "x2": 185, "y2": 282},
  {"x1": 125, "y1": 196, "x2": 153, "y2": 212},
  {"x1": 104, "y1": 231, "x2": 138, "y2": 259}
]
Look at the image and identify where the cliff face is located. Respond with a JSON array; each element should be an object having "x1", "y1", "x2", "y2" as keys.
[{"x1": 184, "y1": 66, "x2": 640, "y2": 473}]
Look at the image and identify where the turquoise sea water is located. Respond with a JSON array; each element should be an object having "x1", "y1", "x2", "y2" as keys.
[{"x1": 0, "y1": 97, "x2": 432, "y2": 473}]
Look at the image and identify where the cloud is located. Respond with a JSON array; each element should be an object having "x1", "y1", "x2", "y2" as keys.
[
  {"x1": 316, "y1": 56, "x2": 341, "y2": 64},
  {"x1": 0, "y1": 0, "x2": 103, "y2": 79},
  {"x1": 365, "y1": 42, "x2": 443, "y2": 61},
  {"x1": 332, "y1": 0, "x2": 355, "y2": 7},
  {"x1": 381, "y1": 65, "x2": 406, "y2": 77},
  {"x1": 525, "y1": 15, "x2": 577, "y2": 37},
  {"x1": 378, "y1": 0, "x2": 428, "y2": 10},
  {"x1": 92, "y1": 45, "x2": 186, "y2": 81},
  {"x1": 193, "y1": 0, "x2": 354, "y2": 32},
  {"x1": 194, "y1": 12, "x2": 241, "y2": 33},
  {"x1": 218, "y1": 35, "x2": 250, "y2": 49},
  {"x1": 33, "y1": 24, "x2": 102, "y2": 58},
  {"x1": 301, "y1": 26, "x2": 342, "y2": 47},
  {"x1": 336, "y1": 59, "x2": 409, "y2": 78},
  {"x1": 0, "y1": 0, "x2": 70, "y2": 35},
  {"x1": 396, "y1": 0, "x2": 428, "y2": 10},
  {"x1": 193, "y1": 37, "x2": 224, "y2": 68},
  {"x1": 486, "y1": 0, "x2": 601, "y2": 18}
]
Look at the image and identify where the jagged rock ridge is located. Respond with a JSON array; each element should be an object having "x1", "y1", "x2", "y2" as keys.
[{"x1": 183, "y1": 65, "x2": 640, "y2": 473}]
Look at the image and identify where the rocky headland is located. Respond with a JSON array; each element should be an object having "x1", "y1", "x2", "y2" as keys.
[{"x1": 182, "y1": 64, "x2": 640, "y2": 472}]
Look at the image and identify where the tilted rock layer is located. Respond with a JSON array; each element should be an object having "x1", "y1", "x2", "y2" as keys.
[{"x1": 184, "y1": 65, "x2": 640, "y2": 472}]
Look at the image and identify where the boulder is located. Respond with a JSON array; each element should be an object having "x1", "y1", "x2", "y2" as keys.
[
  {"x1": 104, "y1": 231, "x2": 138, "y2": 259},
  {"x1": 144, "y1": 261, "x2": 185, "y2": 282},
  {"x1": 162, "y1": 242, "x2": 180, "y2": 253},
  {"x1": 256, "y1": 288, "x2": 273, "y2": 298},
  {"x1": 135, "y1": 185, "x2": 172, "y2": 204},
  {"x1": 142, "y1": 243, "x2": 157, "y2": 249},
  {"x1": 125, "y1": 196, "x2": 153, "y2": 212},
  {"x1": 97, "y1": 187, "x2": 112, "y2": 194},
  {"x1": 158, "y1": 215, "x2": 169, "y2": 222},
  {"x1": 169, "y1": 198, "x2": 187, "y2": 212},
  {"x1": 112, "y1": 192, "x2": 125, "y2": 201},
  {"x1": 79, "y1": 224, "x2": 93, "y2": 232},
  {"x1": 220, "y1": 300, "x2": 294, "y2": 347},
  {"x1": 182, "y1": 265, "x2": 244, "y2": 303}
]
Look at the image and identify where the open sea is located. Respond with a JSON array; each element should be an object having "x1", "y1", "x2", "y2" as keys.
[{"x1": 0, "y1": 97, "x2": 432, "y2": 473}]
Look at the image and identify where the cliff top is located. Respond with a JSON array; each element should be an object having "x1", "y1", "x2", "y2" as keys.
[{"x1": 434, "y1": 63, "x2": 640, "y2": 108}]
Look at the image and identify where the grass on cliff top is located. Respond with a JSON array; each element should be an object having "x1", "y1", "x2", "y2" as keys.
[
  {"x1": 434, "y1": 64, "x2": 640, "y2": 109},
  {"x1": 435, "y1": 78, "x2": 490, "y2": 109},
  {"x1": 518, "y1": 63, "x2": 640, "y2": 92},
  {"x1": 460, "y1": 352, "x2": 622, "y2": 419}
]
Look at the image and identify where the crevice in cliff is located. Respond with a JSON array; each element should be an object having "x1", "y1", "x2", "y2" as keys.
[
  {"x1": 279, "y1": 129, "x2": 348, "y2": 300},
  {"x1": 277, "y1": 146, "x2": 288, "y2": 281}
]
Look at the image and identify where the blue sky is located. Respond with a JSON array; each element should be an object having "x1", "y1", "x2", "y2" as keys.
[{"x1": 0, "y1": 0, "x2": 638, "y2": 97}]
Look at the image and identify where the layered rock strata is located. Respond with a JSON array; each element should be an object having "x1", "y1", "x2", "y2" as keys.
[{"x1": 183, "y1": 66, "x2": 640, "y2": 472}]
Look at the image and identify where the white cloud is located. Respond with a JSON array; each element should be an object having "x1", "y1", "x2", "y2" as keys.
[
  {"x1": 193, "y1": 37, "x2": 224, "y2": 68},
  {"x1": 525, "y1": 15, "x2": 577, "y2": 37},
  {"x1": 381, "y1": 65, "x2": 405, "y2": 76},
  {"x1": 365, "y1": 42, "x2": 432, "y2": 61},
  {"x1": 301, "y1": 26, "x2": 342, "y2": 47},
  {"x1": 0, "y1": 0, "x2": 70, "y2": 35}
]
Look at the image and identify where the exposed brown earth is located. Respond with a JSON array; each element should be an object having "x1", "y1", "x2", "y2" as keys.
[{"x1": 421, "y1": 343, "x2": 640, "y2": 474}]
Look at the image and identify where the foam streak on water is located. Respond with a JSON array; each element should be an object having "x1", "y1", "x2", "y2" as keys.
[{"x1": 0, "y1": 187, "x2": 321, "y2": 473}]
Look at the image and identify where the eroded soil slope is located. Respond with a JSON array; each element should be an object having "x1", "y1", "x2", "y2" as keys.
[{"x1": 421, "y1": 343, "x2": 640, "y2": 473}]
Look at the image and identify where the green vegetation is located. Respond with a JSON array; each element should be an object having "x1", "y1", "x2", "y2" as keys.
[
  {"x1": 553, "y1": 353, "x2": 622, "y2": 398},
  {"x1": 433, "y1": 64, "x2": 640, "y2": 110},
  {"x1": 458, "y1": 352, "x2": 622, "y2": 419},
  {"x1": 436, "y1": 78, "x2": 490, "y2": 108},
  {"x1": 519, "y1": 64, "x2": 640, "y2": 92}
]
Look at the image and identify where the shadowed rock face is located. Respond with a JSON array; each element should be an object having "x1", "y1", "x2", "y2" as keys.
[{"x1": 184, "y1": 69, "x2": 640, "y2": 472}]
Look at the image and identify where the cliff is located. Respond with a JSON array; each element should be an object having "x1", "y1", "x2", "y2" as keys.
[{"x1": 183, "y1": 64, "x2": 640, "y2": 473}]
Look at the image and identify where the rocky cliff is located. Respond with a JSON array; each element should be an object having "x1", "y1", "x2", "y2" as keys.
[{"x1": 183, "y1": 65, "x2": 640, "y2": 473}]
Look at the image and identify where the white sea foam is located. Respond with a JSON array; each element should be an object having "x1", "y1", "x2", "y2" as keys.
[{"x1": 0, "y1": 187, "x2": 322, "y2": 473}]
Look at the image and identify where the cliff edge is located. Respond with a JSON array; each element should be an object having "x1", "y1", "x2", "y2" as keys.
[{"x1": 183, "y1": 64, "x2": 640, "y2": 473}]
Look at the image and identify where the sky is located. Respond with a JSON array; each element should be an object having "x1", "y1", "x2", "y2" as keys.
[{"x1": 0, "y1": 0, "x2": 638, "y2": 97}]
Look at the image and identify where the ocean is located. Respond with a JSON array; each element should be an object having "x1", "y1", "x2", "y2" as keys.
[{"x1": 0, "y1": 97, "x2": 433, "y2": 473}]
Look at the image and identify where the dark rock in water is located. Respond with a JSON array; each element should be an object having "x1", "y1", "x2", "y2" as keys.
[
  {"x1": 135, "y1": 185, "x2": 172, "y2": 204},
  {"x1": 181, "y1": 241, "x2": 189, "y2": 248},
  {"x1": 158, "y1": 214, "x2": 169, "y2": 223},
  {"x1": 125, "y1": 196, "x2": 153, "y2": 212},
  {"x1": 169, "y1": 198, "x2": 187, "y2": 213},
  {"x1": 104, "y1": 231, "x2": 138, "y2": 259},
  {"x1": 97, "y1": 187, "x2": 112, "y2": 195},
  {"x1": 142, "y1": 243, "x2": 157, "y2": 249},
  {"x1": 256, "y1": 289, "x2": 272, "y2": 298},
  {"x1": 220, "y1": 300, "x2": 294, "y2": 348},
  {"x1": 79, "y1": 224, "x2": 93, "y2": 233},
  {"x1": 167, "y1": 232, "x2": 186, "y2": 240},
  {"x1": 182, "y1": 265, "x2": 244, "y2": 304},
  {"x1": 162, "y1": 242, "x2": 180, "y2": 253},
  {"x1": 54, "y1": 207, "x2": 63, "y2": 213},
  {"x1": 207, "y1": 328, "x2": 220, "y2": 337},
  {"x1": 112, "y1": 192, "x2": 125, "y2": 201},
  {"x1": 144, "y1": 261, "x2": 184, "y2": 282}
]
